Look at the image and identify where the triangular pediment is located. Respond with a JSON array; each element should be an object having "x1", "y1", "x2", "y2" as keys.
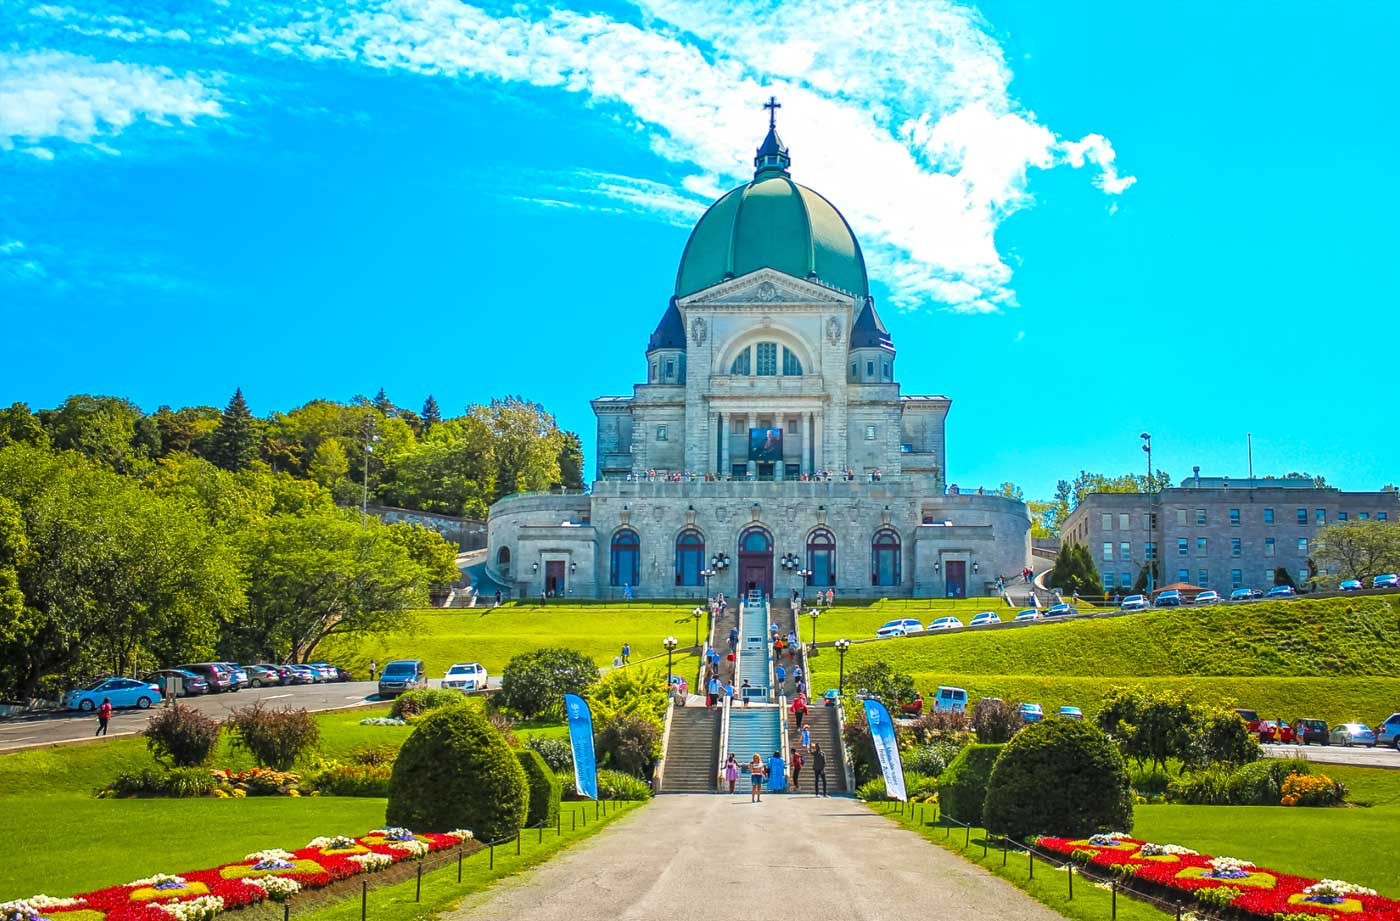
[{"x1": 679, "y1": 268, "x2": 852, "y2": 307}]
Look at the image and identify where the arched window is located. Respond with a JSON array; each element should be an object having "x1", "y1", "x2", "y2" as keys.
[
  {"x1": 783, "y1": 347, "x2": 803, "y2": 376},
  {"x1": 755, "y1": 342, "x2": 778, "y2": 375},
  {"x1": 871, "y1": 528, "x2": 901, "y2": 587},
  {"x1": 611, "y1": 528, "x2": 640, "y2": 588},
  {"x1": 497, "y1": 546, "x2": 511, "y2": 576},
  {"x1": 730, "y1": 348, "x2": 751, "y2": 375},
  {"x1": 807, "y1": 528, "x2": 835, "y2": 587},
  {"x1": 740, "y1": 527, "x2": 772, "y2": 553},
  {"x1": 674, "y1": 529, "x2": 705, "y2": 586}
]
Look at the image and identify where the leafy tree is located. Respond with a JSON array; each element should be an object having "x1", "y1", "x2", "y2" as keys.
[
  {"x1": 983, "y1": 720, "x2": 1132, "y2": 839},
  {"x1": 477, "y1": 397, "x2": 564, "y2": 502},
  {"x1": 1045, "y1": 480, "x2": 1073, "y2": 536},
  {"x1": 307, "y1": 437, "x2": 349, "y2": 489},
  {"x1": 421, "y1": 395, "x2": 442, "y2": 431},
  {"x1": 1047, "y1": 543, "x2": 1101, "y2": 597},
  {"x1": 970, "y1": 697, "x2": 1022, "y2": 744},
  {"x1": 1273, "y1": 566, "x2": 1296, "y2": 588},
  {"x1": 844, "y1": 661, "x2": 917, "y2": 710},
  {"x1": 378, "y1": 416, "x2": 496, "y2": 517},
  {"x1": 1182, "y1": 707, "x2": 1260, "y2": 770},
  {"x1": 556, "y1": 431, "x2": 585, "y2": 490},
  {"x1": 1095, "y1": 686, "x2": 1193, "y2": 773},
  {"x1": 384, "y1": 521, "x2": 461, "y2": 588},
  {"x1": 0, "y1": 403, "x2": 49, "y2": 449},
  {"x1": 206, "y1": 388, "x2": 261, "y2": 471},
  {"x1": 1069, "y1": 469, "x2": 1172, "y2": 505},
  {"x1": 996, "y1": 482, "x2": 1024, "y2": 502},
  {"x1": 498, "y1": 647, "x2": 598, "y2": 719},
  {"x1": 152, "y1": 405, "x2": 220, "y2": 457},
  {"x1": 1313, "y1": 520, "x2": 1400, "y2": 582},
  {"x1": 39, "y1": 395, "x2": 149, "y2": 473},
  {"x1": 1026, "y1": 500, "x2": 1054, "y2": 539}
]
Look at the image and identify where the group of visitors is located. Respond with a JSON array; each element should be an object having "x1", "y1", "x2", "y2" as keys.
[
  {"x1": 622, "y1": 468, "x2": 890, "y2": 483},
  {"x1": 723, "y1": 742, "x2": 828, "y2": 801}
]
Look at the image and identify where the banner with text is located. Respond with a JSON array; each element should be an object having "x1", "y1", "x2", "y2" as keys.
[
  {"x1": 564, "y1": 693, "x2": 599, "y2": 800},
  {"x1": 862, "y1": 697, "x2": 907, "y2": 802}
]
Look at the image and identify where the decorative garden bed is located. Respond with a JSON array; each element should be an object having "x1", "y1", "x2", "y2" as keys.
[
  {"x1": 1037, "y1": 834, "x2": 1399, "y2": 920},
  {"x1": 1, "y1": 828, "x2": 474, "y2": 921}
]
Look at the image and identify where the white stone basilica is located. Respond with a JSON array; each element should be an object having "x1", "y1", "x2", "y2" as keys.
[{"x1": 484, "y1": 108, "x2": 1032, "y2": 600}]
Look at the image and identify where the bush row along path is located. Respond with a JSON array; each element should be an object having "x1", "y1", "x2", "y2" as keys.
[{"x1": 446, "y1": 794, "x2": 1064, "y2": 921}]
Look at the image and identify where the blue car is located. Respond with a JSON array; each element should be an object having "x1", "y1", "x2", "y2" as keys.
[
  {"x1": 1058, "y1": 706, "x2": 1084, "y2": 720},
  {"x1": 1339, "y1": 579, "x2": 1363, "y2": 591},
  {"x1": 1020, "y1": 702, "x2": 1044, "y2": 723},
  {"x1": 1046, "y1": 603, "x2": 1076, "y2": 617},
  {"x1": 1373, "y1": 574, "x2": 1399, "y2": 589},
  {"x1": 1266, "y1": 585, "x2": 1296, "y2": 599},
  {"x1": 970, "y1": 611, "x2": 1002, "y2": 627},
  {"x1": 1155, "y1": 590, "x2": 1182, "y2": 607},
  {"x1": 63, "y1": 677, "x2": 162, "y2": 711},
  {"x1": 1375, "y1": 713, "x2": 1400, "y2": 749},
  {"x1": 1014, "y1": 609, "x2": 1042, "y2": 623}
]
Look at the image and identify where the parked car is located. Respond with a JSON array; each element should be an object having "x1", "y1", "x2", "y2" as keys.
[
  {"x1": 1375, "y1": 713, "x2": 1400, "y2": 749},
  {"x1": 1019, "y1": 702, "x2": 1044, "y2": 723},
  {"x1": 286, "y1": 665, "x2": 318, "y2": 684},
  {"x1": 1373, "y1": 574, "x2": 1400, "y2": 589},
  {"x1": 899, "y1": 695, "x2": 925, "y2": 717},
  {"x1": 1233, "y1": 707, "x2": 1262, "y2": 733},
  {"x1": 1291, "y1": 718, "x2": 1330, "y2": 745},
  {"x1": 1230, "y1": 588, "x2": 1257, "y2": 602},
  {"x1": 213, "y1": 662, "x2": 248, "y2": 689},
  {"x1": 442, "y1": 662, "x2": 489, "y2": 692},
  {"x1": 335, "y1": 667, "x2": 354, "y2": 681},
  {"x1": 926, "y1": 616, "x2": 962, "y2": 631},
  {"x1": 876, "y1": 618, "x2": 924, "y2": 638},
  {"x1": 1045, "y1": 603, "x2": 1076, "y2": 617},
  {"x1": 64, "y1": 677, "x2": 162, "y2": 711},
  {"x1": 174, "y1": 662, "x2": 236, "y2": 693},
  {"x1": 969, "y1": 611, "x2": 1002, "y2": 627},
  {"x1": 1330, "y1": 723, "x2": 1377, "y2": 747},
  {"x1": 1194, "y1": 590, "x2": 1220, "y2": 605},
  {"x1": 822, "y1": 688, "x2": 841, "y2": 707},
  {"x1": 933, "y1": 686, "x2": 968, "y2": 713},
  {"x1": 1013, "y1": 609, "x2": 1042, "y2": 622},
  {"x1": 1120, "y1": 594, "x2": 1149, "y2": 611},
  {"x1": 1339, "y1": 579, "x2": 1363, "y2": 592},
  {"x1": 256, "y1": 664, "x2": 298, "y2": 684},
  {"x1": 141, "y1": 669, "x2": 207, "y2": 698},
  {"x1": 244, "y1": 665, "x2": 282, "y2": 688},
  {"x1": 307, "y1": 662, "x2": 341, "y2": 682},
  {"x1": 1155, "y1": 590, "x2": 1182, "y2": 607},
  {"x1": 1257, "y1": 719, "x2": 1294, "y2": 744},
  {"x1": 377, "y1": 659, "x2": 427, "y2": 698},
  {"x1": 1058, "y1": 706, "x2": 1084, "y2": 720},
  {"x1": 1266, "y1": 585, "x2": 1296, "y2": 599}
]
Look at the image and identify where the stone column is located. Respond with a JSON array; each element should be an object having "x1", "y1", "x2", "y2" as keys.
[
  {"x1": 719, "y1": 412, "x2": 730, "y2": 477},
  {"x1": 801, "y1": 413, "x2": 811, "y2": 477},
  {"x1": 747, "y1": 411, "x2": 757, "y2": 479},
  {"x1": 813, "y1": 412, "x2": 823, "y2": 474}
]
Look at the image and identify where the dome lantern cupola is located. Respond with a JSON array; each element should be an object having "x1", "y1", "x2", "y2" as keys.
[{"x1": 754, "y1": 96, "x2": 790, "y2": 177}]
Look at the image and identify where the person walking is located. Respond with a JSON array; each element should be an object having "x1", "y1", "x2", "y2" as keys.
[
  {"x1": 368, "y1": 660, "x2": 377, "y2": 681},
  {"x1": 707, "y1": 675, "x2": 721, "y2": 708},
  {"x1": 621, "y1": 642, "x2": 631, "y2": 666},
  {"x1": 741, "y1": 678, "x2": 752, "y2": 706},
  {"x1": 495, "y1": 589, "x2": 503, "y2": 607},
  {"x1": 775, "y1": 663, "x2": 786, "y2": 689},
  {"x1": 95, "y1": 697, "x2": 113, "y2": 736},
  {"x1": 728, "y1": 626, "x2": 739, "y2": 651},
  {"x1": 811, "y1": 742, "x2": 828, "y2": 796},
  {"x1": 800, "y1": 723, "x2": 811, "y2": 750},
  {"x1": 791, "y1": 749, "x2": 805, "y2": 791},
  {"x1": 724, "y1": 754, "x2": 739, "y2": 794},
  {"x1": 767, "y1": 750, "x2": 786, "y2": 793},
  {"x1": 792, "y1": 693, "x2": 807, "y2": 729},
  {"x1": 749, "y1": 754, "x2": 766, "y2": 802}
]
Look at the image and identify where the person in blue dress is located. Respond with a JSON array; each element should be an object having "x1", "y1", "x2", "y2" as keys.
[{"x1": 767, "y1": 750, "x2": 787, "y2": 793}]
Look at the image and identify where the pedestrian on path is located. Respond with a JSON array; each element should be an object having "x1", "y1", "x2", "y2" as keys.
[
  {"x1": 749, "y1": 754, "x2": 765, "y2": 802},
  {"x1": 707, "y1": 676, "x2": 721, "y2": 707},
  {"x1": 801, "y1": 724, "x2": 810, "y2": 750},
  {"x1": 776, "y1": 663, "x2": 786, "y2": 687},
  {"x1": 792, "y1": 694, "x2": 807, "y2": 729},
  {"x1": 621, "y1": 642, "x2": 631, "y2": 665},
  {"x1": 369, "y1": 660, "x2": 377, "y2": 681},
  {"x1": 728, "y1": 627, "x2": 738, "y2": 651},
  {"x1": 95, "y1": 697, "x2": 112, "y2": 737},
  {"x1": 724, "y1": 681, "x2": 735, "y2": 704},
  {"x1": 791, "y1": 749, "x2": 804, "y2": 790},
  {"x1": 724, "y1": 754, "x2": 739, "y2": 794},
  {"x1": 741, "y1": 678, "x2": 751, "y2": 706},
  {"x1": 811, "y1": 743, "x2": 827, "y2": 796},
  {"x1": 767, "y1": 750, "x2": 786, "y2": 793}
]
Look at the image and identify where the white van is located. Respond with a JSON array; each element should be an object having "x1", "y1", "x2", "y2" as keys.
[{"x1": 933, "y1": 686, "x2": 968, "y2": 713}]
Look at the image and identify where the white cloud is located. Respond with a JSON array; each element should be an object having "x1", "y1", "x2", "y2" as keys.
[
  {"x1": 0, "y1": 50, "x2": 223, "y2": 156},
  {"x1": 0, "y1": 240, "x2": 47, "y2": 280},
  {"x1": 513, "y1": 171, "x2": 709, "y2": 226}
]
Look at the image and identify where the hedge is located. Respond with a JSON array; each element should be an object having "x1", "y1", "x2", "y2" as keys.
[
  {"x1": 982, "y1": 719, "x2": 1132, "y2": 839},
  {"x1": 937, "y1": 743, "x2": 1003, "y2": 825},
  {"x1": 515, "y1": 748, "x2": 562, "y2": 827}
]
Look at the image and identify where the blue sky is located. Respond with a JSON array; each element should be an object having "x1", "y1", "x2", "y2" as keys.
[{"x1": 1, "y1": 1, "x2": 1396, "y2": 499}]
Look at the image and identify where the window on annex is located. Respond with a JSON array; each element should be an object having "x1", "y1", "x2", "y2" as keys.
[
  {"x1": 1118, "y1": 513, "x2": 1130, "y2": 530},
  {"x1": 1296, "y1": 508, "x2": 1307, "y2": 525},
  {"x1": 730, "y1": 348, "x2": 751, "y2": 375},
  {"x1": 1229, "y1": 508, "x2": 1240, "y2": 526},
  {"x1": 1102, "y1": 542, "x2": 1113, "y2": 561},
  {"x1": 755, "y1": 342, "x2": 778, "y2": 376},
  {"x1": 871, "y1": 528, "x2": 901, "y2": 586},
  {"x1": 1175, "y1": 508, "x2": 1187, "y2": 526},
  {"x1": 1196, "y1": 509, "x2": 1207, "y2": 526},
  {"x1": 674, "y1": 529, "x2": 705, "y2": 586},
  {"x1": 807, "y1": 528, "x2": 836, "y2": 587},
  {"x1": 1263, "y1": 508, "x2": 1275, "y2": 524},
  {"x1": 1381, "y1": 513, "x2": 1390, "y2": 521},
  {"x1": 865, "y1": 425, "x2": 877, "y2": 441},
  {"x1": 610, "y1": 528, "x2": 640, "y2": 588},
  {"x1": 1199, "y1": 569, "x2": 1209, "y2": 585},
  {"x1": 866, "y1": 360, "x2": 875, "y2": 377},
  {"x1": 1119, "y1": 541, "x2": 1130, "y2": 561},
  {"x1": 1177, "y1": 569, "x2": 1190, "y2": 583},
  {"x1": 1298, "y1": 538, "x2": 1309, "y2": 553},
  {"x1": 1231, "y1": 538, "x2": 1242, "y2": 557},
  {"x1": 881, "y1": 361, "x2": 891, "y2": 380},
  {"x1": 1338, "y1": 512, "x2": 1348, "y2": 521},
  {"x1": 1265, "y1": 537, "x2": 1275, "y2": 557},
  {"x1": 1177, "y1": 538, "x2": 1188, "y2": 556},
  {"x1": 664, "y1": 359, "x2": 675, "y2": 379},
  {"x1": 1119, "y1": 573, "x2": 1132, "y2": 588},
  {"x1": 1145, "y1": 542, "x2": 1156, "y2": 561},
  {"x1": 1102, "y1": 514, "x2": 1113, "y2": 531},
  {"x1": 1197, "y1": 537, "x2": 1207, "y2": 555},
  {"x1": 1316, "y1": 509, "x2": 1326, "y2": 524},
  {"x1": 850, "y1": 362, "x2": 858, "y2": 379},
  {"x1": 1360, "y1": 513, "x2": 1370, "y2": 520},
  {"x1": 656, "y1": 424, "x2": 668, "y2": 442},
  {"x1": 1231, "y1": 569, "x2": 1243, "y2": 588},
  {"x1": 782, "y1": 347, "x2": 803, "y2": 376}
]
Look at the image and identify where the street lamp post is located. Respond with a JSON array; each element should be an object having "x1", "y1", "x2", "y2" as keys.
[
  {"x1": 834, "y1": 638, "x2": 851, "y2": 692},
  {"x1": 691, "y1": 607, "x2": 704, "y2": 648},
  {"x1": 360, "y1": 433, "x2": 380, "y2": 526},
  {"x1": 1141, "y1": 432, "x2": 1155, "y2": 597},
  {"x1": 663, "y1": 636, "x2": 679, "y2": 692},
  {"x1": 806, "y1": 607, "x2": 821, "y2": 649},
  {"x1": 700, "y1": 567, "x2": 716, "y2": 605},
  {"x1": 709, "y1": 554, "x2": 730, "y2": 600}
]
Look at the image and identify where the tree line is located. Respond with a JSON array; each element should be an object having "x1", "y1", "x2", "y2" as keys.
[{"x1": 0, "y1": 389, "x2": 584, "y2": 522}]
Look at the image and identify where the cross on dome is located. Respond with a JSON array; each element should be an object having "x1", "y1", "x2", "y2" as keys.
[{"x1": 763, "y1": 95, "x2": 781, "y2": 128}]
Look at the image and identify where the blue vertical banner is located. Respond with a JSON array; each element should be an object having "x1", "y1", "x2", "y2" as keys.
[
  {"x1": 862, "y1": 698, "x2": 907, "y2": 802},
  {"x1": 564, "y1": 693, "x2": 598, "y2": 800}
]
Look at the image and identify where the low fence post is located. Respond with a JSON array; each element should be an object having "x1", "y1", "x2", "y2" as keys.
[
  {"x1": 539, "y1": 822, "x2": 544, "y2": 843},
  {"x1": 1111, "y1": 879, "x2": 1117, "y2": 920},
  {"x1": 1067, "y1": 862, "x2": 1073, "y2": 900},
  {"x1": 458, "y1": 843, "x2": 463, "y2": 883},
  {"x1": 1028, "y1": 847, "x2": 1034, "y2": 879},
  {"x1": 1001, "y1": 838, "x2": 1007, "y2": 866},
  {"x1": 963, "y1": 824, "x2": 969, "y2": 849},
  {"x1": 283, "y1": 902, "x2": 290, "y2": 921},
  {"x1": 489, "y1": 841, "x2": 495, "y2": 869},
  {"x1": 416, "y1": 861, "x2": 423, "y2": 901},
  {"x1": 572, "y1": 811, "x2": 577, "y2": 831},
  {"x1": 517, "y1": 828, "x2": 522, "y2": 855},
  {"x1": 360, "y1": 880, "x2": 367, "y2": 921}
]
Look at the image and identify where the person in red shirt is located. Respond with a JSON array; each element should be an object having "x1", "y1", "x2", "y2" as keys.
[{"x1": 95, "y1": 697, "x2": 112, "y2": 736}]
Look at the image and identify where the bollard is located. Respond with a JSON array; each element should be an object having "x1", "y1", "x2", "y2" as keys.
[
  {"x1": 283, "y1": 902, "x2": 290, "y2": 921},
  {"x1": 982, "y1": 835, "x2": 987, "y2": 859},
  {"x1": 1176, "y1": 903, "x2": 1182, "y2": 921},
  {"x1": 1067, "y1": 862, "x2": 1073, "y2": 900},
  {"x1": 416, "y1": 861, "x2": 423, "y2": 902},
  {"x1": 595, "y1": 800, "x2": 600, "y2": 820},
  {"x1": 572, "y1": 810, "x2": 577, "y2": 831},
  {"x1": 963, "y1": 824, "x2": 969, "y2": 849},
  {"x1": 558, "y1": 813, "x2": 562, "y2": 836},
  {"x1": 458, "y1": 843, "x2": 464, "y2": 883},
  {"x1": 360, "y1": 880, "x2": 367, "y2": 921},
  {"x1": 490, "y1": 841, "x2": 495, "y2": 870},
  {"x1": 539, "y1": 822, "x2": 544, "y2": 843},
  {"x1": 1111, "y1": 880, "x2": 1117, "y2": 920},
  {"x1": 1002, "y1": 838, "x2": 1007, "y2": 866},
  {"x1": 517, "y1": 828, "x2": 522, "y2": 855},
  {"x1": 1028, "y1": 848, "x2": 1034, "y2": 879}
]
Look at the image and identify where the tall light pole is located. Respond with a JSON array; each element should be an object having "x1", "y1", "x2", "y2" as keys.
[
  {"x1": 361, "y1": 433, "x2": 381, "y2": 527},
  {"x1": 806, "y1": 607, "x2": 821, "y2": 649},
  {"x1": 1141, "y1": 432, "x2": 1154, "y2": 596},
  {"x1": 691, "y1": 607, "x2": 704, "y2": 648},
  {"x1": 663, "y1": 636, "x2": 679, "y2": 692},
  {"x1": 834, "y1": 638, "x2": 851, "y2": 692}
]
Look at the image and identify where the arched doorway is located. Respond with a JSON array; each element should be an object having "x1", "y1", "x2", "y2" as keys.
[{"x1": 737, "y1": 526, "x2": 774, "y2": 599}]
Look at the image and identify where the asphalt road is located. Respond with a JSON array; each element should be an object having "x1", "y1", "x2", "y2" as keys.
[
  {"x1": 446, "y1": 794, "x2": 1065, "y2": 921},
  {"x1": 1264, "y1": 741, "x2": 1400, "y2": 769}
]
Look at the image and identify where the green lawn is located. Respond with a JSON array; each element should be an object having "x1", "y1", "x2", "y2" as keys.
[{"x1": 321, "y1": 604, "x2": 705, "y2": 679}]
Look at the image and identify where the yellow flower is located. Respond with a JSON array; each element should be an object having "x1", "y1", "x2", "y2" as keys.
[
  {"x1": 287, "y1": 789, "x2": 300, "y2": 797},
  {"x1": 232, "y1": 788, "x2": 247, "y2": 798}
]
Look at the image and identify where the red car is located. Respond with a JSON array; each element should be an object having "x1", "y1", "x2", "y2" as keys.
[
  {"x1": 1257, "y1": 719, "x2": 1294, "y2": 744},
  {"x1": 900, "y1": 695, "x2": 924, "y2": 717},
  {"x1": 1234, "y1": 707, "x2": 1261, "y2": 733}
]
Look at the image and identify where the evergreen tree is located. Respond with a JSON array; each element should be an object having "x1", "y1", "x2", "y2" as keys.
[
  {"x1": 556, "y1": 432, "x2": 584, "y2": 489},
  {"x1": 1273, "y1": 566, "x2": 1296, "y2": 588},
  {"x1": 208, "y1": 388, "x2": 261, "y2": 471},
  {"x1": 421, "y1": 395, "x2": 442, "y2": 431},
  {"x1": 372, "y1": 387, "x2": 396, "y2": 416},
  {"x1": 1047, "y1": 543, "x2": 1102, "y2": 597}
]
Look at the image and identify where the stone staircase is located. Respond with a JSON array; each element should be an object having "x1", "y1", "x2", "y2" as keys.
[
  {"x1": 659, "y1": 706, "x2": 720, "y2": 793},
  {"x1": 726, "y1": 707, "x2": 782, "y2": 765},
  {"x1": 786, "y1": 706, "x2": 847, "y2": 795}
]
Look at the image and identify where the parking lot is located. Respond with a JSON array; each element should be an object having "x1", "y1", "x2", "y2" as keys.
[{"x1": 1264, "y1": 742, "x2": 1400, "y2": 769}]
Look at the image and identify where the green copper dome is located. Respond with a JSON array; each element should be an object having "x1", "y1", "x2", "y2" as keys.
[{"x1": 674, "y1": 124, "x2": 869, "y2": 299}]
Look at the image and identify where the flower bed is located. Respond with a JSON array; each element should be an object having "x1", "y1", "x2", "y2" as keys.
[
  {"x1": 1037, "y1": 835, "x2": 1400, "y2": 920},
  {"x1": 0, "y1": 828, "x2": 475, "y2": 921}
]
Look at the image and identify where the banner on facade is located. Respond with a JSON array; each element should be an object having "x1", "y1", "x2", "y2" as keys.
[
  {"x1": 862, "y1": 697, "x2": 907, "y2": 802},
  {"x1": 564, "y1": 693, "x2": 599, "y2": 800}
]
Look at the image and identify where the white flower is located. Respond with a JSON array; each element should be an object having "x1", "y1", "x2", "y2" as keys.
[
  {"x1": 154, "y1": 895, "x2": 224, "y2": 921},
  {"x1": 307, "y1": 834, "x2": 358, "y2": 850},
  {"x1": 244, "y1": 849, "x2": 296, "y2": 863},
  {"x1": 127, "y1": 874, "x2": 187, "y2": 888},
  {"x1": 348, "y1": 853, "x2": 393, "y2": 872},
  {"x1": 391, "y1": 840, "x2": 430, "y2": 859},
  {"x1": 1138, "y1": 843, "x2": 1198, "y2": 857},
  {"x1": 446, "y1": 829, "x2": 474, "y2": 841},
  {"x1": 7, "y1": 896, "x2": 84, "y2": 910},
  {"x1": 242, "y1": 877, "x2": 301, "y2": 902},
  {"x1": 1303, "y1": 879, "x2": 1378, "y2": 899},
  {"x1": 372, "y1": 827, "x2": 416, "y2": 841},
  {"x1": 1205, "y1": 857, "x2": 1254, "y2": 878},
  {"x1": 1086, "y1": 832, "x2": 1131, "y2": 846}
]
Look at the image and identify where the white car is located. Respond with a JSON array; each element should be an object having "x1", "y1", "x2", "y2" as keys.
[
  {"x1": 926, "y1": 616, "x2": 962, "y2": 631},
  {"x1": 969, "y1": 611, "x2": 1002, "y2": 627},
  {"x1": 442, "y1": 662, "x2": 488, "y2": 692},
  {"x1": 876, "y1": 618, "x2": 924, "y2": 638},
  {"x1": 1194, "y1": 590, "x2": 1220, "y2": 605},
  {"x1": 1013, "y1": 609, "x2": 1042, "y2": 623},
  {"x1": 1120, "y1": 594, "x2": 1149, "y2": 611}
]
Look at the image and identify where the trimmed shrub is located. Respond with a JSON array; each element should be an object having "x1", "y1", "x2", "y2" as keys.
[
  {"x1": 145, "y1": 703, "x2": 221, "y2": 767},
  {"x1": 498, "y1": 647, "x2": 598, "y2": 719},
  {"x1": 562, "y1": 768, "x2": 652, "y2": 800},
  {"x1": 515, "y1": 749, "x2": 562, "y2": 826},
  {"x1": 937, "y1": 743, "x2": 1004, "y2": 825},
  {"x1": 854, "y1": 771, "x2": 937, "y2": 802},
  {"x1": 527, "y1": 736, "x2": 574, "y2": 774},
  {"x1": 584, "y1": 667, "x2": 667, "y2": 729},
  {"x1": 982, "y1": 720, "x2": 1132, "y2": 840},
  {"x1": 390, "y1": 688, "x2": 466, "y2": 719},
  {"x1": 596, "y1": 716, "x2": 661, "y2": 779},
  {"x1": 970, "y1": 698, "x2": 1021, "y2": 744},
  {"x1": 226, "y1": 702, "x2": 321, "y2": 770},
  {"x1": 386, "y1": 703, "x2": 528, "y2": 838}
]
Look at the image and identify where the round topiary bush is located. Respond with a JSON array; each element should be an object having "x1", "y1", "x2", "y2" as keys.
[
  {"x1": 937, "y1": 743, "x2": 1004, "y2": 824},
  {"x1": 515, "y1": 749, "x2": 562, "y2": 827},
  {"x1": 982, "y1": 719, "x2": 1132, "y2": 840},
  {"x1": 385, "y1": 703, "x2": 528, "y2": 839}
]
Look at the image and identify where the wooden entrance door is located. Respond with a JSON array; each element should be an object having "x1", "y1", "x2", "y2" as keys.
[
  {"x1": 944, "y1": 560, "x2": 966, "y2": 599},
  {"x1": 545, "y1": 560, "x2": 566, "y2": 597},
  {"x1": 737, "y1": 526, "x2": 774, "y2": 599}
]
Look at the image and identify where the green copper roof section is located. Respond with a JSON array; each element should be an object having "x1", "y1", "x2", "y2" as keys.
[{"x1": 674, "y1": 177, "x2": 869, "y2": 299}]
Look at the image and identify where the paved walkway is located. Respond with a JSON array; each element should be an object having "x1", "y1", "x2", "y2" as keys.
[{"x1": 445, "y1": 795, "x2": 1065, "y2": 921}]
